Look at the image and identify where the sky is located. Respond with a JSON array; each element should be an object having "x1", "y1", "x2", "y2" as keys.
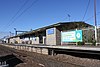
[{"x1": 0, "y1": 0, "x2": 100, "y2": 39}]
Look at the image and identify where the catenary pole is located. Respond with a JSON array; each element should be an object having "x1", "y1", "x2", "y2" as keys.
[{"x1": 94, "y1": 0, "x2": 97, "y2": 46}]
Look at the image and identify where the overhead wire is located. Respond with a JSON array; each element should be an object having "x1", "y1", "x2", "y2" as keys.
[
  {"x1": 0, "y1": 0, "x2": 39, "y2": 38},
  {"x1": 9, "y1": 0, "x2": 29, "y2": 23},
  {"x1": 0, "y1": 31, "x2": 10, "y2": 39},
  {"x1": 82, "y1": 0, "x2": 90, "y2": 21},
  {"x1": 85, "y1": 12, "x2": 100, "y2": 21},
  {"x1": 7, "y1": 0, "x2": 39, "y2": 29},
  {"x1": 0, "y1": 0, "x2": 29, "y2": 29}
]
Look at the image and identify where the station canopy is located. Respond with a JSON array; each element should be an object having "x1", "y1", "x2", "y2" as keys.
[{"x1": 8, "y1": 21, "x2": 93, "y2": 38}]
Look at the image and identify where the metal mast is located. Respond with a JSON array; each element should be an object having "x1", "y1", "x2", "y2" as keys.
[{"x1": 94, "y1": 0, "x2": 97, "y2": 46}]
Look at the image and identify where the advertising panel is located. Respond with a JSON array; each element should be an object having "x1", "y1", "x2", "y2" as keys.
[{"x1": 61, "y1": 30, "x2": 82, "y2": 42}]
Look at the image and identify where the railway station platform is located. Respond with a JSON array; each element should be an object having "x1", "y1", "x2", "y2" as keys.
[
  {"x1": 1, "y1": 44, "x2": 100, "y2": 56},
  {"x1": 14, "y1": 44, "x2": 100, "y2": 51}
]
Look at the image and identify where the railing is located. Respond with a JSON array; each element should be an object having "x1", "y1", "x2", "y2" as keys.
[{"x1": 0, "y1": 61, "x2": 9, "y2": 67}]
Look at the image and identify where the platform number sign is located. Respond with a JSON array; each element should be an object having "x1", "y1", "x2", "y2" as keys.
[{"x1": 61, "y1": 30, "x2": 82, "y2": 42}]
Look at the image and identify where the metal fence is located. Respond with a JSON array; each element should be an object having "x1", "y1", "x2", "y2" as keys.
[{"x1": 82, "y1": 27, "x2": 100, "y2": 44}]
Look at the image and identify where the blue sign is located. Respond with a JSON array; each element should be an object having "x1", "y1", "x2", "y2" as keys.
[
  {"x1": 61, "y1": 30, "x2": 82, "y2": 42},
  {"x1": 47, "y1": 28, "x2": 54, "y2": 35}
]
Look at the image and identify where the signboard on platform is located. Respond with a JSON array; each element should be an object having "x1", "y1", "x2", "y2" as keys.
[
  {"x1": 61, "y1": 30, "x2": 82, "y2": 42},
  {"x1": 47, "y1": 28, "x2": 54, "y2": 35}
]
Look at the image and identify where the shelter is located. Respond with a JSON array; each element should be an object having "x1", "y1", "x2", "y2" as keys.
[{"x1": 7, "y1": 21, "x2": 93, "y2": 45}]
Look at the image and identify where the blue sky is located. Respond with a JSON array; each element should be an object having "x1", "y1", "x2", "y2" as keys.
[{"x1": 0, "y1": 0, "x2": 100, "y2": 38}]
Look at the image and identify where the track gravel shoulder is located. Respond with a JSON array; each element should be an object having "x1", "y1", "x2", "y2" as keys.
[
  {"x1": 54, "y1": 54, "x2": 100, "y2": 67},
  {"x1": 1, "y1": 44, "x2": 100, "y2": 67}
]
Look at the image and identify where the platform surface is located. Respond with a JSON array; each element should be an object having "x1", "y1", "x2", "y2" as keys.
[{"x1": 15, "y1": 44, "x2": 100, "y2": 51}]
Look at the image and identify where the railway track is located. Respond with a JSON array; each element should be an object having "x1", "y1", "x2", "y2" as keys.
[
  {"x1": 0, "y1": 45, "x2": 13, "y2": 57},
  {"x1": 0, "y1": 45, "x2": 82, "y2": 67},
  {"x1": 0, "y1": 44, "x2": 100, "y2": 67}
]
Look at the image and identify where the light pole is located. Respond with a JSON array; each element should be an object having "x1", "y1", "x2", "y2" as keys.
[
  {"x1": 14, "y1": 28, "x2": 17, "y2": 36},
  {"x1": 94, "y1": 0, "x2": 97, "y2": 46},
  {"x1": 68, "y1": 14, "x2": 71, "y2": 21},
  {"x1": 9, "y1": 31, "x2": 11, "y2": 37}
]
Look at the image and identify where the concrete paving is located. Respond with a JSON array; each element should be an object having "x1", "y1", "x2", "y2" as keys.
[{"x1": 15, "y1": 44, "x2": 100, "y2": 51}]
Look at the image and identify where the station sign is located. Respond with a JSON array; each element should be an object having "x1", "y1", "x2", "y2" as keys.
[
  {"x1": 47, "y1": 28, "x2": 54, "y2": 35},
  {"x1": 61, "y1": 30, "x2": 82, "y2": 42}
]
